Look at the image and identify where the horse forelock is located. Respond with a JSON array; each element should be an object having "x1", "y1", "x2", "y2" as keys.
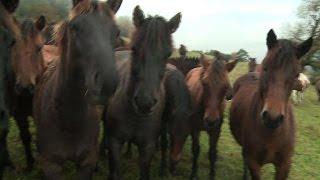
[{"x1": 132, "y1": 16, "x2": 172, "y2": 58}]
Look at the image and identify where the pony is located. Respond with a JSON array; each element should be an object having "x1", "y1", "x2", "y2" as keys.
[
  {"x1": 33, "y1": 0, "x2": 122, "y2": 178},
  {"x1": 229, "y1": 29, "x2": 313, "y2": 180},
  {"x1": 6, "y1": 15, "x2": 47, "y2": 171},
  {"x1": 104, "y1": 6, "x2": 181, "y2": 180},
  {"x1": 167, "y1": 54, "x2": 237, "y2": 180},
  {"x1": 291, "y1": 73, "x2": 310, "y2": 104},
  {"x1": 0, "y1": 0, "x2": 46, "y2": 172}
]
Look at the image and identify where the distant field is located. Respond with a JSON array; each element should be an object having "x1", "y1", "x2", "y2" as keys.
[{"x1": 4, "y1": 62, "x2": 320, "y2": 179}]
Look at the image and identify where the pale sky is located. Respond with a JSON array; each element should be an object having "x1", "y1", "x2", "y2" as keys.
[{"x1": 115, "y1": 0, "x2": 301, "y2": 61}]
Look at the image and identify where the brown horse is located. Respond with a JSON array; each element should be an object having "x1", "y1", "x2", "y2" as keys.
[
  {"x1": 168, "y1": 54, "x2": 238, "y2": 180},
  {"x1": 1, "y1": 0, "x2": 47, "y2": 172},
  {"x1": 7, "y1": 16, "x2": 46, "y2": 171},
  {"x1": 33, "y1": 0, "x2": 121, "y2": 179},
  {"x1": 230, "y1": 29, "x2": 313, "y2": 180},
  {"x1": 104, "y1": 6, "x2": 181, "y2": 180}
]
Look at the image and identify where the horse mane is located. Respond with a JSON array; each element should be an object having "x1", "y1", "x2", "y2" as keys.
[
  {"x1": 21, "y1": 19, "x2": 37, "y2": 40},
  {"x1": 263, "y1": 40, "x2": 301, "y2": 76},
  {"x1": 0, "y1": 3, "x2": 21, "y2": 39},
  {"x1": 168, "y1": 56, "x2": 200, "y2": 75},
  {"x1": 131, "y1": 16, "x2": 172, "y2": 54}
]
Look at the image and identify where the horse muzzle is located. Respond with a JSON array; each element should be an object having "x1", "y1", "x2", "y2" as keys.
[{"x1": 261, "y1": 111, "x2": 284, "y2": 129}]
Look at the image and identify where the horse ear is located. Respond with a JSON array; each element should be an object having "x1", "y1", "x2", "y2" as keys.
[
  {"x1": 168, "y1": 12, "x2": 181, "y2": 33},
  {"x1": 225, "y1": 58, "x2": 238, "y2": 72},
  {"x1": 133, "y1": 6, "x2": 145, "y2": 28},
  {"x1": 1, "y1": 0, "x2": 19, "y2": 13},
  {"x1": 200, "y1": 54, "x2": 210, "y2": 69},
  {"x1": 107, "y1": 0, "x2": 122, "y2": 14},
  {"x1": 297, "y1": 37, "x2": 313, "y2": 59},
  {"x1": 266, "y1": 29, "x2": 277, "y2": 49},
  {"x1": 35, "y1": 16, "x2": 46, "y2": 31}
]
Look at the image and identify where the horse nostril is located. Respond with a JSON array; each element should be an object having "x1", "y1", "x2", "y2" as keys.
[
  {"x1": 94, "y1": 72, "x2": 100, "y2": 84},
  {"x1": 277, "y1": 114, "x2": 284, "y2": 123},
  {"x1": 152, "y1": 98, "x2": 158, "y2": 106},
  {"x1": 262, "y1": 111, "x2": 269, "y2": 120},
  {"x1": 28, "y1": 85, "x2": 35, "y2": 94},
  {"x1": 15, "y1": 83, "x2": 23, "y2": 94}
]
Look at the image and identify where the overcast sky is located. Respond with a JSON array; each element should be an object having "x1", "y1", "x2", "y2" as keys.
[{"x1": 115, "y1": 0, "x2": 301, "y2": 61}]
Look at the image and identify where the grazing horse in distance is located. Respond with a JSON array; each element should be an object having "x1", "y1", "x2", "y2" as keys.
[
  {"x1": 168, "y1": 54, "x2": 238, "y2": 180},
  {"x1": 104, "y1": 6, "x2": 181, "y2": 180},
  {"x1": 230, "y1": 29, "x2": 313, "y2": 180},
  {"x1": 33, "y1": 0, "x2": 122, "y2": 179},
  {"x1": 248, "y1": 58, "x2": 257, "y2": 72},
  {"x1": 291, "y1": 73, "x2": 310, "y2": 104}
]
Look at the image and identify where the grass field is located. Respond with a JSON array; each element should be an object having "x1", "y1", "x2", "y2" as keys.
[{"x1": 3, "y1": 62, "x2": 320, "y2": 179}]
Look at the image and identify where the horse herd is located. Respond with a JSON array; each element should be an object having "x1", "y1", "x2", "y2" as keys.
[{"x1": 0, "y1": 0, "x2": 315, "y2": 179}]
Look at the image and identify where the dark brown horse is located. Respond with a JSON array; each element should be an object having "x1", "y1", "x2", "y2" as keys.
[
  {"x1": 230, "y1": 29, "x2": 313, "y2": 180},
  {"x1": 168, "y1": 54, "x2": 238, "y2": 180},
  {"x1": 33, "y1": 0, "x2": 121, "y2": 179},
  {"x1": 104, "y1": 6, "x2": 181, "y2": 180},
  {"x1": 0, "y1": 2, "x2": 17, "y2": 177}
]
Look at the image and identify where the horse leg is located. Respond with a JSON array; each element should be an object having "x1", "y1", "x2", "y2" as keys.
[
  {"x1": 275, "y1": 156, "x2": 291, "y2": 180},
  {"x1": 0, "y1": 127, "x2": 14, "y2": 178},
  {"x1": 242, "y1": 149, "x2": 249, "y2": 180},
  {"x1": 190, "y1": 131, "x2": 200, "y2": 180},
  {"x1": 40, "y1": 158, "x2": 63, "y2": 180},
  {"x1": 15, "y1": 115, "x2": 34, "y2": 171},
  {"x1": 107, "y1": 138, "x2": 122, "y2": 180},
  {"x1": 169, "y1": 134, "x2": 187, "y2": 176},
  {"x1": 138, "y1": 143, "x2": 156, "y2": 180},
  {"x1": 248, "y1": 158, "x2": 261, "y2": 180},
  {"x1": 208, "y1": 118, "x2": 223, "y2": 180},
  {"x1": 124, "y1": 141, "x2": 133, "y2": 159},
  {"x1": 76, "y1": 152, "x2": 98, "y2": 180},
  {"x1": 100, "y1": 112, "x2": 107, "y2": 157},
  {"x1": 159, "y1": 123, "x2": 168, "y2": 177}
]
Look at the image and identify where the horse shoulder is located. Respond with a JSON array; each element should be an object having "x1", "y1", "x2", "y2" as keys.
[{"x1": 185, "y1": 67, "x2": 203, "y2": 106}]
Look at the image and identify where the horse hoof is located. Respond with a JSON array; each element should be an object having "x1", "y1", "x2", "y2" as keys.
[
  {"x1": 124, "y1": 152, "x2": 132, "y2": 159},
  {"x1": 159, "y1": 170, "x2": 168, "y2": 177},
  {"x1": 189, "y1": 175, "x2": 199, "y2": 180}
]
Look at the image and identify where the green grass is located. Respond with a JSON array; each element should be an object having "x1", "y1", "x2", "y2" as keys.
[{"x1": 3, "y1": 62, "x2": 320, "y2": 179}]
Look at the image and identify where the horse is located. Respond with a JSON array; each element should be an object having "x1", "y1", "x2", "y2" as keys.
[
  {"x1": 7, "y1": 15, "x2": 47, "y2": 171},
  {"x1": 103, "y1": 6, "x2": 181, "y2": 180},
  {"x1": 0, "y1": 11, "x2": 16, "y2": 178},
  {"x1": 229, "y1": 29, "x2": 313, "y2": 180},
  {"x1": 0, "y1": 0, "x2": 46, "y2": 172},
  {"x1": 167, "y1": 54, "x2": 237, "y2": 180},
  {"x1": 248, "y1": 58, "x2": 257, "y2": 72},
  {"x1": 291, "y1": 73, "x2": 310, "y2": 104},
  {"x1": 33, "y1": 0, "x2": 122, "y2": 179}
]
